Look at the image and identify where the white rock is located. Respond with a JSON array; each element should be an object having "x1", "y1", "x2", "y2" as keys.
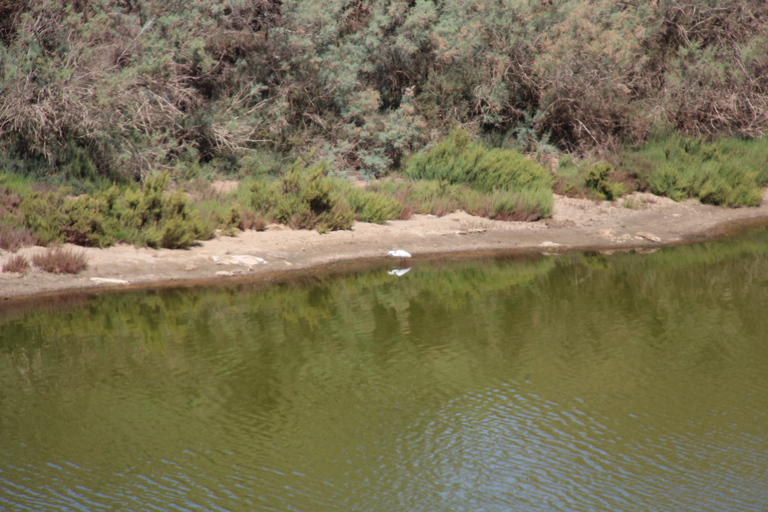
[
  {"x1": 213, "y1": 254, "x2": 268, "y2": 269},
  {"x1": 90, "y1": 277, "x2": 130, "y2": 285},
  {"x1": 635, "y1": 232, "x2": 661, "y2": 243}
]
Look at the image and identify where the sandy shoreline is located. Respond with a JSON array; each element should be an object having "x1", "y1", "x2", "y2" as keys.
[{"x1": 3, "y1": 191, "x2": 768, "y2": 305}]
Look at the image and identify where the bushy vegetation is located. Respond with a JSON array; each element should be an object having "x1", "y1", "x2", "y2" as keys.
[
  {"x1": 620, "y1": 133, "x2": 768, "y2": 206},
  {"x1": 248, "y1": 159, "x2": 355, "y2": 233},
  {"x1": 1, "y1": 0, "x2": 766, "y2": 183},
  {"x1": 1, "y1": 172, "x2": 208, "y2": 249},
  {"x1": 405, "y1": 129, "x2": 553, "y2": 219},
  {"x1": 0, "y1": 0, "x2": 766, "y2": 251}
]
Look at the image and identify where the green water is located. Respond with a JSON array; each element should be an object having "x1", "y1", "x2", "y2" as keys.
[{"x1": 2, "y1": 229, "x2": 768, "y2": 511}]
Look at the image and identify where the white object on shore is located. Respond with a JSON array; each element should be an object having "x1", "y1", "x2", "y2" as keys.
[
  {"x1": 635, "y1": 232, "x2": 661, "y2": 243},
  {"x1": 213, "y1": 254, "x2": 268, "y2": 270},
  {"x1": 387, "y1": 250, "x2": 411, "y2": 259},
  {"x1": 388, "y1": 268, "x2": 411, "y2": 277},
  {"x1": 90, "y1": 277, "x2": 130, "y2": 285}
]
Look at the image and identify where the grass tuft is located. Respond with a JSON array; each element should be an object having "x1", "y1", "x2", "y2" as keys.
[
  {"x1": 32, "y1": 247, "x2": 88, "y2": 274},
  {"x1": 0, "y1": 225, "x2": 38, "y2": 252},
  {"x1": 2, "y1": 254, "x2": 30, "y2": 274}
]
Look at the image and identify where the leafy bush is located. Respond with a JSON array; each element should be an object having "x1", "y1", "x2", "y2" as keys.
[
  {"x1": 584, "y1": 163, "x2": 627, "y2": 201},
  {"x1": 249, "y1": 160, "x2": 354, "y2": 233},
  {"x1": 406, "y1": 129, "x2": 551, "y2": 191},
  {"x1": 346, "y1": 188, "x2": 402, "y2": 224},
  {"x1": 405, "y1": 129, "x2": 553, "y2": 219},
  {"x1": 2, "y1": 254, "x2": 30, "y2": 274},
  {"x1": 20, "y1": 190, "x2": 67, "y2": 246},
  {"x1": 14, "y1": 172, "x2": 208, "y2": 249},
  {"x1": 110, "y1": 173, "x2": 207, "y2": 248},
  {"x1": 622, "y1": 133, "x2": 768, "y2": 207},
  {"x1": 32, "y1": 247, "x2": 88, "y2": 274},
  {"x1": 61, "y1": 194, "x2": 120, "y2": 247}
]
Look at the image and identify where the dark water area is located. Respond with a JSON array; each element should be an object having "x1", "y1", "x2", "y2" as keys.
[{"x1": 2, "y1": 229, "x2": 768, "y2": 511}]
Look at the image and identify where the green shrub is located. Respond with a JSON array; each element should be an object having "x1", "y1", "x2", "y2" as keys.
[
  {"x1": 406, "y1": 129, "x2": 552, "y2": 193},
  {"x1": 160, "y1": 217, "x2": 198, "y2": 249},
  {"x1": 20, "y1": 190, "x2": 67, "y2": 246},
  {"x1": 115, "y1": 174, "x2": 207, "y2": 248},
  {"x1": 584, "y1": 162, "x2": 627, "y2": 200},
  {"x1": 250, "y1": 159, "x2": 355, "y2": 233},
  {"x1": 249, "y1": 179, "x2": 281, "y2": 215},
  {"x1": 62, "y1": 195, "x2": 119, "y2": 247},
  {"x1": 622, "y1": 133, "x2": 768, "y2": 207},
  {"x1": 316, "y1": 202, "x2": 355, "y2": 234},
  {"x1": 347, "y1": 188, "x2": 402, "y2": 224},
  {"x1": 405, "y1": 129, "x2": 553, "y2": 219}
]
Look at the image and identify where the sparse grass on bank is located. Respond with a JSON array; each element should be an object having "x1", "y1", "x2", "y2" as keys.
[
  {"x1": 1, "y1": 254, "x2": 29, "y2": 274},
  {"x1": 31, "y1": 248, "x2": 88, "y2": 274}
]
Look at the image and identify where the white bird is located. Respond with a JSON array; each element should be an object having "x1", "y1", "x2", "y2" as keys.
[
  {"x1": 388, "y1": 249, "x2": 412, "y2": 267},
  {"x1": 388, "y1": 268, "x2": 411, "y2": 277}
]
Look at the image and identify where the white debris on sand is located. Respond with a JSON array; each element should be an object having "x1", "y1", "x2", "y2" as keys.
[
  {"x1": 90, "y1": 277, "x2": 130, "y2": 285},
  {"x1": 213, "y1": 254, "x2": 268, "y2": 270},
  {"x1": 635, "y1": 232, "x2": 662, "y2": 243}
]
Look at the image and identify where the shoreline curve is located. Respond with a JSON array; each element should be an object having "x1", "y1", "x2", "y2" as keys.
[{"x1": 2, "y1": 192, "x2": 768, "y2": 308}]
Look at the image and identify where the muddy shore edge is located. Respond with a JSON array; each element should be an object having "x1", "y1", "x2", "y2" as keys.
[{"x1": 3, "y1": 192, "x2": 768, "y2": 306}]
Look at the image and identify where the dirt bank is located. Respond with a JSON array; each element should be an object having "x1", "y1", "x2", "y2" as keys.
[{"x1": 3, "y1": 191, "x2": 768, "y2": 304}]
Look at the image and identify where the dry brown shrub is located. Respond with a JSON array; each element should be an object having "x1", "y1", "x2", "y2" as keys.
[
  {"x1": 32, "y1": 247, "x2": 88, "y2": 274},
  {"x1": 1, "y1": 254, "x2": 30, "y2": 274},
  {"x1": 0, "y1": 226, "x2": 39, "y2": 252},
  {"x1": 239, "y1": 210, "x2": 267, "y2": 231}
]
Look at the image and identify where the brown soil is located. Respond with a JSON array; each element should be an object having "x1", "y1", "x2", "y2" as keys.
[{"x1": 3, "y1": 191, "x2": 768, "y2": 304}]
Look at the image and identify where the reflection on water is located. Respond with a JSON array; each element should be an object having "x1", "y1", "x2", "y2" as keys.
[{"x1": 2, "y1": 228, "x2": 768, "y2": 511}]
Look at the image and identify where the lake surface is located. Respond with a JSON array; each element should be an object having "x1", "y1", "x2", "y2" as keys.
[{"x1": 2, "y1": 229, "x2": 768, "y2": 511}]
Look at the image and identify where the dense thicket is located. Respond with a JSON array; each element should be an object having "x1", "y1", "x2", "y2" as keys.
[{"x1": 1, "y1": 0, "x2": 767, "y2": 183}]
